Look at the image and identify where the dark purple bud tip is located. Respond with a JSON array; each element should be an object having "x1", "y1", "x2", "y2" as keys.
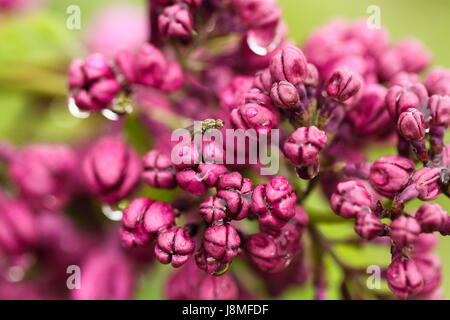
[
  {"x1": 369, "y1": 155, "x2": 415, "y2": 198},
  {"x1": 331, "y1": 180, "x2": 373, "y2": 219},
  {"x1": 387, "y1": 255, "x2": 423, "y2": 299},
  {"x1": 270, "y1": 81, "x2": 300, "y2": 109},
  {"x1": 354, "y1": 212, "x2": 384, "y2": 240},
  {"x1": 390, "y1": 216, "x2": 421, "y2": 247},
  {"x1": 270, "y1": 45, "x2": 308, "y2": 86},
  {"x1": 397, "y1": 108, "x2": 426, "y2": 141},
  {"x1": 155, "y1": 226, "x2": 195, "y2": 268},
  {"x1": 326, "y1": 67, "x2": 362, "y2": 102},
  {"x1": 252, "y1": 176, "x2": 297, "y2": 229},
  {"x1": 415, "y1": 203, "x2": 448, "y2": 233},
  {"x1": 158, "y1": 4, "x2": 193, "y2": 38},
  {"x1": 142, "y1": 150, "x2": 177, "y2": 189}
]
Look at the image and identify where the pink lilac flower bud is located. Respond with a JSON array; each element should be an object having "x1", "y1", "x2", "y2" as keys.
[
  {"x1": 203, "y1": 223, "x2": 240, "y2": 263},
  {"x1": 326, "y1": 67, "x2": 362, "y2": 102},
  {"x1": 195, "y1": 247, "x2": 228, "y2": 275},
  {"x1": 397, "y1": 108, "x2": 427, "y2": 141},
  {"x1": 425, "y1": 67, "x2": 450, "y2": 96},
  {"x1": 387, "y1": 255, "x2": 423, "y2": 299},
  {"x1": 415, "y1": 233, "x2": 439, "y2": 254},
  {"x1": 0, "y1": 197, "x2": 37, "y2": 255},
  {"x1": 415, "y1": 203, "x2": 448, "y2": 233},
  {"x1": 135, "y1": 43, "x2": 167, "y2": 87},
  {"x1": 385, "y1": 83, "x2": 428, "y2": 121},
  {"x1": 72, "y1": 248, "x2": 134, "y2": 300},
  {"x1": 270, "y1": 45, "x2": 308, "y2": 86},
  {"x1": 252, "y1": 176, "x2": 297, "y2": 228},
  {"x1": 346, "y1": 84, "x2": 391, "y2": 137},
  {"x1": 409, "y1": 167, "x2": 441, "y2": 201},
  {"x1": 199, "y1": 196, "x2": 227, "y2": 224},
  {"x1": 82, "y1": 137, "x2": 141, "y2": 204},
  {"x1": 220, "y1": 76, "x2": 253, "y2": 110},
  {"x1": 369, "y1": 156, "x2": 415, "y2": 198},
  {"x1": 230, "y1": 0, "x2": 281, "y2": 30},
  {"x1": 197, "y1": 274, "x2": 239, "y2": 300},
  {"x1": 155, "y1": 226, "x2": 195, "y2": 267},
  {"x1": 69, "y1": 54, "x2": 121, "y2": 111},
  {"x1": 230, "y1": 102, "x2": 280, "y2": 136},
  {"x1": 245, "y1": 233, "x2": 288, "y2": 273},
  {"x1": 216, "y1": 172, "x2": 253, "y2": 221},
  {"x1": 428, "y1": 95, "x2": 450, "y2": 127},
  {"x1": 331, "y1": 180, "x2": 373, "y2": 219},
  {"x1": 354, "y1": 212, "x2": 385, "y2": 240},
  {"x1": 9, "y1": 144, "x2": 77, "y2": 211},
  {"x1": 176, "y1": 163, "x2": 227, "y2": 196},
  {"x1": 390, "y1": 216, "x2": 421, "y2": 247},
  {"x1": 343, "y1": 162, "x2": 372, "y2": 180},
  {"x1": 389, "y1": 72, "x2": 420, "y2": 87},
  {"x1": 414, "y1": 253, "x2": 441, "y2": 293},
  {"x1": 253, "y1": 68, "x2": 273, "y2": 94},
  {"x1": 270, "y1": 81, "x2": 300, "y2": 108},
  {"x1": 115, "y1": 50, "x2": 138, "y2": 84},
  {"x1": 158, "y1": 4, "x2": 193, "y2": 38},
  {"x1": 165, "y1": 259, "x2": 203, "y2": 299},
  {"x1": 142, "y1": 150, "x2": 177, "y2": 189},
  {"x1": 283, "y1": 126, "x2": 327, "y2": 167},
  {"x1": 305, "y1": 63, "x2": 319, "y2": 87},
  {"x1": 159, "y1": 62, "x2": 184, "y2": 92},
  {"x1": 244, "y1": 87, "x2": 273, "y2": 107},
  {"x1": 394, "y1": 39, "x2": 431, "y2": 74}
]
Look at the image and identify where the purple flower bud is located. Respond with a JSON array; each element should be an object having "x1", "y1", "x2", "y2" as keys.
[
  {"x1": 220, "y1": 76, "x2": 254, "y2": 110},
  {"x1": 347, "y1": 84, "x2": 391, "y2": 136},
  {"x1": 389, "y1": 72, "x2": 420, "y2": 87},
  {"x1": 114, "y1": 50, "x2": 137, "y2": 84},
  {"x1": 199, "y1": 196, "x2": 227, "y2": 224},
  {"x1": 252, "y1": 176, "x2": 297, "y2": 228},
  {"x1": 425, "y1": 67, "x2": 450, "y2": 96},
  {"x1": 415, "y1": 233, "x2": 439, "y2": 254},
  {"x1": 397, "y1": 108, "x2": 427, "y2": 141},
  {"x1": 331, "y1": 180, "x2": 373, "y2": 219},
  {"x1": 410, "y1": 167, "x2": 441, "y2": 201},
  {"x1": 343, "y1": 162, "x2": 372, "y2": 180},
  {"x1": 176, "y1": 163, "x2": 227, "y2": 196},
  {"x1": 197, "y1": 274, "x2": 239, "y2": 300},
  {"x1": 354, "y1": 212, "x2": 384, "y2": 240},
  {"x1": 369, "y1": 155, "x2": 415, "y2": 198},
  {"x1": 270, "y1": 81, "x2": 300, "y2": 108},
  {"x1": 155, "y1": 226, "x2": 195, "y2": 268},
  {"x1": 142, "y1": 201, "x2": 175, "y2": 234},
  {"x1": 326, "y1": 67, "x2": 362, "y2": 102},
  {"x1": 204, "y1": 223, "x2": 240, "y2": 263},
  {"x1": 158, "y1": 4, "x2": 193, "y2": 38},
  {"x1": 385, "y1": 83, "x2": 428, "y2": 121},
  {"x1": 83, "y1": 53, "x2": 115, "y2": 81},
  {"x1": 136, "y1": 43, "x2": 167, "y2": 87},
  {"x1": 195, "y1": 247, "x2": 229, "y2": 275},
  {"x1": 414, "y1": 253, "x2": 442, "y2": 293},
  {"x1": 394, "y1": 39, "x2": 431, "y2": 74},
  {"x1": 142, "y1": 150, "x2": 177, "y2": 189},
  {"x1": 283, "y1": 126, "x2": 327, "y2": 167},
  {"x1": 9, "y1": 144, "x2": 77, "y2": 210},
  {"x1": 415, "y1": 203, "x2": 447, "y2": 233},
  {"x1": 82, "y1": 137, "x2": 141, "y2": 204},
  {"x1": 230, "y1": 0, "x2": 281, "y2": 30},
  {"x1": 390, "y1": 216, "x2": 421, "y2": 247},
  {"x1": 159, "y1": 62, "x2": 184, "y2": 92},
  {"x1": 245, "y1": 233, "x2": 288, "y2": 273},
  {"x1": 0, "y1": 197, "x2": 37, "y2": 255},
  {"x1": 230, "y1": 102, "x2": 280, "y2": 136},
  {"x1": 270, "y1": 45, "x2": 308, "y2": 86},
  {"x1": 305, "y1": 63, "x2": 319, "y2": 87},
  {"x1": 387, "y1": 255, "x2": 423, "y2": 299},
  {"x1": 216, "y1": 172, "x2": 253, "y2": 221},
  {"x1": 253, "y1": 68, "x2": 273, "y2": 94},
  {"x1": 244, "y1": 87, "x2": 273, "y2": 107},
  {"x1": 428, "y1": 95, "x2": 450, "y2": 127},
  {"x1": 72, "y1": 248, "x2": 134, "y2": 300}
]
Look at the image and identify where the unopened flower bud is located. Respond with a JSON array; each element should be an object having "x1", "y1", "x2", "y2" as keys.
[
  {"x1": 204, "y1": 223, "x2": 240, "y2": 263},
  {"x1": 230, "y1": 102, "x2": 279, "y2": 136},
  {"x1": 414, "y1": 253, "x2": 442, "y2": 293},
  {"x1": 197, "y1": 274, "x2": 239, "y2": 300},
  {"x1": 354, "y1": 212, "x2": 384, "y2": 240},
  {"x1": 326, "y1": 67, "x2": 362, "y2": 102},
  {"x1": 270, "y1": 45, "x2": 308, "y2": 86},
  {"x1": 245, "y1": 233, "x2": 288, "y2": 273},
  {"x1": 158, "y1": 4, "x2": 193, "y2": 38},
  {"x1": 397, "y1": 108, "x2": 426, "y2": 141},
  {"x1": 270, "y1": 81, "x2": 299, "y2": 108},
  {"x1": 253, "y1": 68, "x2": 273, "y2": 94},
  {"x1": 387, "y1": 255, "x2": 423, "y2": 299},
  {"x1": 155, "y1": 226, "x2": 195, "y2": 267},
  {"x1": 428, "y1": 95, "x2": 450, "y2": 127},
  {"x1": 136, "y1": 43, "x2": 167, "y2": 87},
  {"x1": 410, "y1": 167, "x2": 441, "y2": 201},
  {"x1": 390, "y1": 216, "x2": 421, "y2": 247},
  {"x1": 142, "y1": 150, "x2": 177, "y2": 189},
  {"x1": 283, "y1": 126, "x2": 327, "y2": 167},
  {"x1": 415, "y1": 203, "x2": 447, "y2": 233},
  {"x1": 369, "y1": 156, "x2": 415, "y2": 198},
  {"x1": 216, "y1": 172, "x2": 253, "y2": 221},
  {"x1": 331, "y1": 180, "x2": 373, "y2": 219},
  {"x1": 385, "y1": 83, "x2": 428, "y2": 121}
]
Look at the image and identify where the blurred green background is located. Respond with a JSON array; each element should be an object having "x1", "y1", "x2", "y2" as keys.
[{"x1": 0, "y1": 0, "x2": 449, "y2": 299}]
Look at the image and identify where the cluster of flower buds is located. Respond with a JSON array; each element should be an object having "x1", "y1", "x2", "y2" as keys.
[{"x1": 68, "y1": 43, "x2": 183, "y2": 114}]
